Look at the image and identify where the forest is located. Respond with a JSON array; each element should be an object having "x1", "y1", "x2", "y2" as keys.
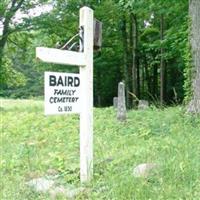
[{"x1": 0, "y1": 0, "x2": 199, "y2": 109}]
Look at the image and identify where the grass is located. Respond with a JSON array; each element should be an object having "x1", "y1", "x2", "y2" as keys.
[{"x1": 1, "y1": 99, "x2": 200, "y2": 199}]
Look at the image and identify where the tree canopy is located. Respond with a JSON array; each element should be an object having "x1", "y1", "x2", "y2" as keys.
[{"x1": 1, "y1": 0, "x2": 198, "y2": 108}]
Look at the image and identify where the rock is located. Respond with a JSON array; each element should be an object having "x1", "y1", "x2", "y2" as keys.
[
  {"x1": 138, "y1": 100, "x2": 149, "y2": 110},
  {"x1": 26, "y1": 177, "x2": 55, "y2": 192},
  {"x1": 49, "y1": 185, "x2": 85, "y2": 199},
  {"x1": 133, "y1": 163, "x2": 158, "y2": 178},
  {"x1": 26, "y1": 176, "x2": 86, "y2": 199}
]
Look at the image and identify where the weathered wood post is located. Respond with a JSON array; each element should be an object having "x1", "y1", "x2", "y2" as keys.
[
  {"x1": 117, "y1": 82, "x2": 126, "y2": 121},
  {"x1": 36, "y1": 6, "x2": 95, "y2": 184},
  {"x1": 79, "y1": 7, "x2": 93, "y2": 183}
]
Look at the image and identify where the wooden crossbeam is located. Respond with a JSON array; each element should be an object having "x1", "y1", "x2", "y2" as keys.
[{"x1": 36, "y1": 47, "x2": 86, "y2": 66}]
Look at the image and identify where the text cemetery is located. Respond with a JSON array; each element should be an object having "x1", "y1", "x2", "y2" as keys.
[{"x1": 45, "y1": 72, "x2": 81, "y2": 115}]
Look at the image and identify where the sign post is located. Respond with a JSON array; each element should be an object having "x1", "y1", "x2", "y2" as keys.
[
  {"x1": 36, "y1": 7, "x2": 94, "y2": 183},
  {"x1": 79, "y1": 7, "x2": 93, "y2": 183}
]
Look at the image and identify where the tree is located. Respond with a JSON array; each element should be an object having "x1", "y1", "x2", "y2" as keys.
[
  {"x1": 0, "y1": 1, "x2": 25, "y2": 54},
  {"x1": 0, "y1": 0, "x2": 191, "y2": 108},
  {"x1": 187, "y1": 0, "x2": 200, "y2": 113},
  {"x1": 118, "y1": 0, "x2": 144, "y2": 108},
  {"x1": 0, "y1": 0, "x2": 25, "y2": 84},
  {"x1": 160, "y1": 13, "x2": 165, "y2": 105},
  {"x1": 0, "y1": 0, "x2": 50, "y2": 85}
]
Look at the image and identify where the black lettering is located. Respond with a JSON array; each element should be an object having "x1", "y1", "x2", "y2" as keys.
[
  {"x1": 68, "y1": 76, "x2": 73, "y2": 86},
  {"x1": 74, "y1": 77, "x2": 80, "y2": 87},
  {"x1": 64, "y1": 106, "x2": 72, "y2": 111},
  {"x1": 58, "y1": 106, "x2": 63, "y2": 112},
  {"x1": 49, "y1": 97, "x2": 54, "y2": 103},
  {"x1": 72, "y1": 90, "x2": 76, "y2": 95},
  {"x1": 75, "y1": 97, "x2": 79, "y2": 102},
  {"x1": 54, "y1": 89, "x2": 58, "y2": 95},
  {"x1": 65, "y1": 76, "x2": 68, "y2": 86},
  {"x1": 57, "y1": 76, "x2": 64, "y2": 86},
  {"x1": 49, "y1": 75, "x2": 56, "y2": 86}
]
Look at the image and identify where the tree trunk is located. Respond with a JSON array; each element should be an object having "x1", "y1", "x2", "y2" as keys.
[
  {"x1": 160, "y1": 14, "x2": 165, "y2": 105},
  {"x1": 144, "y1": 55, "x2": 151, "y2": 96},
  {"x1": 153, "y1": 64, "x2": 158, "y2": 97},
  {"x1": 0, "y1": 0, "x2": 25, "y2": 83},
  {"x1": 188, "y1": 0, "x2": 200, "y2": 113},
  {"x1": 131, "y1": 13, "x2": 138, "y2": 105},
  {"x1": 137, "y1": 58, "x2": 140, "y2": 99},
  {"x1": 0, "y1": 16, "x2": 11, "y2": 83},
  {"x1": 141, "y1": 61, "x2": 145, "y2": 97},
  {"x1": 121, "y1": 17, "x2": 131, "y2": 108}
]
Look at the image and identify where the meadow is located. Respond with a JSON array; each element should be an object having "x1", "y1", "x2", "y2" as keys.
[{"x1": 1, "y1": 99, "x2": 200, "y2": 199}]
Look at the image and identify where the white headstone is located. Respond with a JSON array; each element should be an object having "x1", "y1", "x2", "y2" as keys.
[
  {"x1": 113, "y1": 97, "x2": 118, "y2": 108},
  {"x1": 117, "y1": 82, "x2": 126, "y2": 121},
  {"x1": 138, "y1": 100, "x2": 149, "y2": 110}
]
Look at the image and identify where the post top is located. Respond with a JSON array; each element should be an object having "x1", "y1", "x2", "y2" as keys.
[
  {"x1": 119, "y1": 82, "x2": 124, "y2": 85},
  {"x1": 80, "y1": 6, "x2": 93, "y2": 12}
]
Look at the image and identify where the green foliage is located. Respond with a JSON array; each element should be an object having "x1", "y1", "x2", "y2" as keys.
[
  {"x1": 183, "y1": 42, "x2": 193, "y2": 103},
  {"x1": 1, "y1": 99, "x2": 200, "y2": 199},
  {"x1": 182, "y1": 18, "x2": 193, "y2": 104},
  {"x1": 0, "y1": 56, "x2": 26, "y2": 88},
  {"x1": 0, "y1": 0, "x2": 193, "y2": 106}
]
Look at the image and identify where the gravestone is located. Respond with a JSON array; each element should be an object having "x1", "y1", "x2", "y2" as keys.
[
  {"x1": 117, "y1": 82, "x2": 126, "y2": 121},
  {"x1": 113, "y1": 97, "x2": 118, "y2": 108},
  {"x1": 138, "y1": 100, "x2": 149, "y2": 110}
]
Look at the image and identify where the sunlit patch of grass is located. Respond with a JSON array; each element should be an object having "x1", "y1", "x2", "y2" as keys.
[{"x1": 1, "y1": 99, "x2": 200, "y2": 199}]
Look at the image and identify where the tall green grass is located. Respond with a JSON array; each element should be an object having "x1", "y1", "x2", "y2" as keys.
[{"x1": 1, "y1": 99, "x2": 200, "y2": 199}]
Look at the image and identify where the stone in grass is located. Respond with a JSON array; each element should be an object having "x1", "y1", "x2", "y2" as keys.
[
  {"x1": 26, "y1": 177, "x2": 55, "y2": 193},
  {"x1": 113, "y1": 97, "x2": 118, "y2": 109},
  {"x1": 49, "y1": 185, "x2": 86, "y2": 199},
  {"x1": 138, "y1": 100, "x2": 149, "y2": 110},
  {"x1": 117, "y1": 82, "x2": 126, "y2": 121},
  {"x1": 133, "y1": 163, "x2": 158, "y2": 178}
]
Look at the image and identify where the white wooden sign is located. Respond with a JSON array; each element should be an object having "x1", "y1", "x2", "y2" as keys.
[
  {"x1": 45, "y1": 72, "x2": 80, "y2": 115},
  {"x1": 36, "y1": 7, "x2": 94, "y2": 183}
]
